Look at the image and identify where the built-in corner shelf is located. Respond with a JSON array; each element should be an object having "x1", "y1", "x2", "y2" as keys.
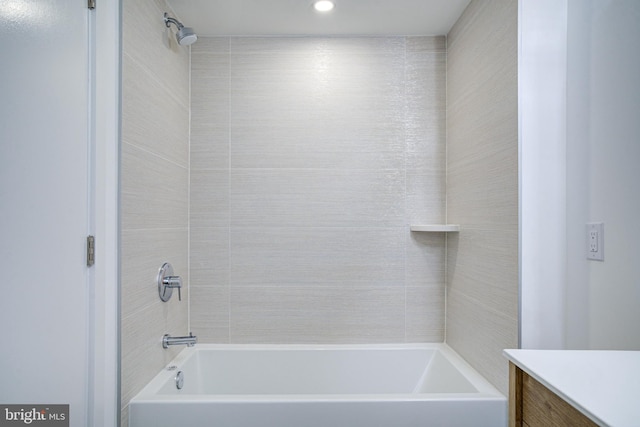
[{"x1": 410, "y1": 224, "x2": 460, "y2": 232}]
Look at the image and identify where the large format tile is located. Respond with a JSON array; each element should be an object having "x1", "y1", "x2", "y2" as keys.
[
  {"x1": 122, "y1": 54, "x2": 189, "y2": 168},
  {"x1": 406, "y1": 231, "x2": 446, "y2": 287},
  {"x1": 406, "y1": 171, "x2": 446, "y2": 225},
  {"x1": 229, "y1": 286, "x2": 405, "y2": 344},
  {"x1": 230, "y1": 227, "x2": 405, "y2": 288},
  {"x1": 230, "y1": 37, "x2": 406, "y2": 55},
  {"x1": 406, "y1": 36, "x2": 447, "y2": 53},
  {"x1": 190, "y1": 285, "x2": 230, "y2": 343},
  {"x1": 446, "y1": 0, "x2": 518, "y2": 396},
  {"x1": 188, "y1": 35, "x2": 449, "y2": 345},
  {"x1": 189, "y1": 169, "x2": 230, "y2": 228},
  {"x1": 406, "y1": 286, "x2": 445, "y2": 342},
  {"x1": 191, "y1": 37, "x2": 230, "y2": 70},
  {"x1": 447, "y1": 156, "x2": 517, "y2": 228},
  {"x1": 189, "y1": 227, "x2": 230, "y2": 278},
  {"x1": 121, "y1": 0, "x2": 190, "y2": 421},
  {"x1": 446, "y1": 226, "x2": 519, "y2": 319},
  {"x1": 230, "y1": 169, "x2": 405, "y2": 227},
  {"x1": 229, "y1": 121, "x2": 405, "y2": 170},
  {"x1": 228, "y1": 39, "x2": 405, "y2": 170},
  {"x1": 446, "y1": 288, "x2": 518, "y2": 395},
  {"x1": 190, "y1": 40, "x2": 231, "y2": 170},
  {"x1": 405, "y1": 46, "x2": 446, "y2": 172},
  {"x1": 121, "y1": 228, "x2": 188, "y2": 319},
  {"x1": 121, "y1": 142, "x2": 188, "y2": 230},
  {"x1": 122, "y1": 0, "x2": 189, "y2": 109},
  {"x1": 120, "y1": 301, "x2": 187, "y2": 405}
]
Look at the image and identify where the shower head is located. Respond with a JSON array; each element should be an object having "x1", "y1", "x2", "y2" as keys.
[
  {"x1": 175, "y1": 26, "x2": 197, "y2": 46},
  {"x1": 163, "y1": 12, "x2": 198, "y2": 46}
]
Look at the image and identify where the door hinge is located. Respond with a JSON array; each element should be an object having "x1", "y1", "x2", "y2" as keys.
[
  {"x1": 87, "y1": 235, "x2": 95, "y2": 267},
  {"x1": 88, "y1": 0, "x2": 96, "y2": 10}
]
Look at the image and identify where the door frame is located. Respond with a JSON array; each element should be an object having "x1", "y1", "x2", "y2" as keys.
[{"x1": 90, "y1": 1, "x2": 120, "y2": 425}]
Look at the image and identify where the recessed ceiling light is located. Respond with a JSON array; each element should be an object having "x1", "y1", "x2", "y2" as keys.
[{"x1": 313, "y1": 0, "x2": 335, "y2": 13}]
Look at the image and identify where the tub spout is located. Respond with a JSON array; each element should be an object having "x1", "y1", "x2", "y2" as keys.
[{"x1": 162, "y1": 332, "x2": 197, "y2": 349}]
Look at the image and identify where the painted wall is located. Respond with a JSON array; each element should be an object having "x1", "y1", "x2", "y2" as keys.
[
  {"x1": 519, "y1": 0, "x2": 640, "y2": 351},
  {"x1": 565, "y1": 0, "x2": 640, "y2": 350},
  {"x1": 519, "y1": 0, "x2": 568, "y2": 350},
  {"x1": 120, "y1": 1, "x2": 190, "y2": 425},
  {"x1": 446, "y1": 0, "x2": 519, "y2": 395},
  {"x1": 189, "y1": 36, "x2": 447, "y2": 344}
]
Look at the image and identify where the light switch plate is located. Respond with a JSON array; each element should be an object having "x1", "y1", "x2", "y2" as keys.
[{"x1": 587, "y1": 222, "x2": 604, "y2": 261}]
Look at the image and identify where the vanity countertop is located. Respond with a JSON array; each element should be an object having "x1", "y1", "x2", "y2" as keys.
[{"x1": 503, "y1": 349, "x2": 640, "y2": 427}]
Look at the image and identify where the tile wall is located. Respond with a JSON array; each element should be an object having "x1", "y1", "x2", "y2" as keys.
[
  {"x1": 120, "y1": 0, "x2": 520, "y2": 410},
  {"x1": 446, "y1": 0, "x2": 519, "y2": 395},
  {"x1": 120, "y1": 1, "x2": 190, "y2": 425},
  {"x1": 189, "y1": 36, "x2": 447, "y2": 344}
]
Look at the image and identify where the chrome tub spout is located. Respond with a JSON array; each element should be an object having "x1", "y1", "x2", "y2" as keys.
[{"x1": 162, "y1": 332, "x2": 197, "y2": 349}]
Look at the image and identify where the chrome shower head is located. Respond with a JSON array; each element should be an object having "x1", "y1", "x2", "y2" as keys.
[
  {"x1": 163, "y1": 12, "x2": 198, "y2": 46},
  {"x1": 176, "y1": 26, "x2": 197, "y2": 46}
]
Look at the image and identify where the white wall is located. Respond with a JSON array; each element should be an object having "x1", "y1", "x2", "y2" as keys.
[
  {"x1": 520, "y1": 0, "x2": 640, "y2": 350},
  {"x1": 519, "y1": 0, "x2": 568, "y2": 349},
  {"x1": 565, "y1": 0, "x2": 640, "y2": 350}
]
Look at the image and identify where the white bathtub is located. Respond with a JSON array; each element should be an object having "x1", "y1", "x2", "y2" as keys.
[{"x1": 129, "y1": 343, "x2": 506, "y2": 427}]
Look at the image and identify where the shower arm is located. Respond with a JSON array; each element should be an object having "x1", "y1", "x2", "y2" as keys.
[
  {"x1": 163, "y1": 12, "x2": 197, "y2": 46},
  {"x1": 164, "y1": 13, "x2": 184, "y2": 30}
]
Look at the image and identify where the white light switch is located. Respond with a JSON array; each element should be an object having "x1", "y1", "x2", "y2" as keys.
[{"x1": 587, "y1": 222, "x2": 604, "y2": 261}]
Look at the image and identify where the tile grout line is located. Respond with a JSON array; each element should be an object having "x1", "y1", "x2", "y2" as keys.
[{"x1": 227, "y1": 37, "x2": 232, "y2": 344}]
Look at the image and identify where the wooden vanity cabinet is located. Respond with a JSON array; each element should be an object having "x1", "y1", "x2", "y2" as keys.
[{"x1": 509, "y1": 362, "x2": 598, "y2": 427}]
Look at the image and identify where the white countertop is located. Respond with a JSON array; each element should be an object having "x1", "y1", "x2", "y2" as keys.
[{"x1": 504, "y1": 349, "x2": 640, "y2": 427}]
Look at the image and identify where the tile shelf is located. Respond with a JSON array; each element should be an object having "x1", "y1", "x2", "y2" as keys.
[{"x1": 409, "y1": 224, "x2": 460, "y2": 232}]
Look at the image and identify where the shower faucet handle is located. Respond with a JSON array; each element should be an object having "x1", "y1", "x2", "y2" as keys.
[
  {"x1": 157, "y1": 262, "x2": 183, "y2": 302},
  {"x1": 163, "y1": 275, "x2": 182, "y2": 301}
]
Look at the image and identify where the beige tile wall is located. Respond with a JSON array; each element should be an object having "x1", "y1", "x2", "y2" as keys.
[
  {"x1": 120, "y1": 0, "x2": 190, "y2": 425},
  {"x1": 446, "y1": 0, "x2": 519, "y2": 395},
  {"x1": 119, "y1": 3, "x2": 518, "y2": 414},
  {"x1": 190, "y1": 36, "x2": 447, "y2": 344}
]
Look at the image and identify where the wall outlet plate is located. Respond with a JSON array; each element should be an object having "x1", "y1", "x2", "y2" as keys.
[{"x1": 587, "y1": 222, "x2": 604, "y2": 261}]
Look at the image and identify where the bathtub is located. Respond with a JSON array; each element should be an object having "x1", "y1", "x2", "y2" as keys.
[{"x1": 129, "y1": 343, "x2": 506, "y2": 427}]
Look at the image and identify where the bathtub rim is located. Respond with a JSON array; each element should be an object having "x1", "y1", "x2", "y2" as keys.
[{"x1": 131, "y1": 342, "x2": 505, "y2": 403}]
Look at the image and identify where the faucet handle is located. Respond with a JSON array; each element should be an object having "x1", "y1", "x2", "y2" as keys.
[
  {"x1": 163, "y1": 276, "x2": 182, "y2": 301},
  {"x1": 157, "y1": 262, "x2": 183, "y2": 302},
  {"x1": 164, "y1": 275, "x2": 182, "y2": 287}
]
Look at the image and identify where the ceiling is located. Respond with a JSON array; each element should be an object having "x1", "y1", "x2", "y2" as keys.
[{"x1": 165, "y1": 0, "x2": 472, "y2": 37}]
